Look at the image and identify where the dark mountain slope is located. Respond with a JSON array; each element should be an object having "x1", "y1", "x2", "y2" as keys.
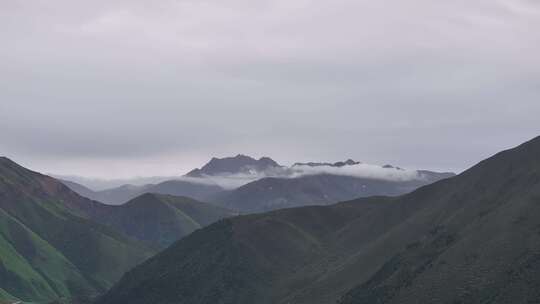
[
  {"x1": 338, "y1": 135, "x2": 540, "y2": 304},
  {"x1": 0, "y1": 157, "x2": 152, "y2": 303},
  {"x1": 213, "y1": 171, "x2": 454, "y2": 213},
  {"x1": 99, "y1": 136, "x2": 540, "y2": 304}
]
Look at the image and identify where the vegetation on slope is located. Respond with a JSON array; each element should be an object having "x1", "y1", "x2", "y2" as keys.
[
  {"x1": 99, "y1": 136, "x2": 540, "y2": 304},
  {"x1": 0, "y1": 157, "x2": 153, "y2": 303}
]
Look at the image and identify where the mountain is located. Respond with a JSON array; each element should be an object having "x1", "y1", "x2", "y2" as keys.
[
  {"x1": 211, "y1": 171, "x2": 454, "y2": 213},
  {"x1": 98, "y1": 136, "x2": 540, "y2": 304},
  {"x1": 82, "y1": 193, "x2": 235, "y2": 248},
  {"x1": 62, "y1": 180, "x2": 223, "y2": 205},
  {"x1": 63, "y1": 156, "x2": 451, "y2": 209},
  {"x1": 0, "y1": 157, "x2": 152, "y2": 303},
  {"x1": 186, "y1": 154, "x2": 281, "y2": 177}
]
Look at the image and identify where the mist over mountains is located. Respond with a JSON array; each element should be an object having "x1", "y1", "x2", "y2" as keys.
[{"x1": 60, "y1": 154, "x2": 454, "y2": 212}]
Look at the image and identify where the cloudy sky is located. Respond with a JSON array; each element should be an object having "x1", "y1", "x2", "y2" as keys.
[{"x1": 1, "y1": 0, "x2": 539, "y2": 179}]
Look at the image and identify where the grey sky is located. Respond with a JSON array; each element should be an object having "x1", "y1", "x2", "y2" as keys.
[{"x1": 1, "y1": 0, "x2": 539, "y2": 178}]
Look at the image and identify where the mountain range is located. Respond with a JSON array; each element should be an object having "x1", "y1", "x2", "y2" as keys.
[
  {"x1": 210, "y1": 170, "x2": 454, "y2": 213},
  {"x1": 98, "y1": 136, "x2": 540, "y2": 304},
  {"x1": 62, "y1": 155, "x2": 454, "y2": 213}
]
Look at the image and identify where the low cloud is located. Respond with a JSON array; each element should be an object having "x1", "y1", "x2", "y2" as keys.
[
  {"x1": 288, "y1": 164, "x2": 423, "y2": 182},
  {"x1": 181, "y1": 162, "x2": 426, "y2": 189}
]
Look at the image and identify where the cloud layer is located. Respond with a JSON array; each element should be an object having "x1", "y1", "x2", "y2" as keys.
[
  {"x1": 288, "y1": 164, "x2": 422, "y2": 181},
  {"x1": 180, "y1": 162, "x2": 427, "y2": 189}
]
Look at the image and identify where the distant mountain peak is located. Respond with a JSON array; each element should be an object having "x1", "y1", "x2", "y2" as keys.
[{"x1": 186, "y1": 154, "x2": 281, "y2": 177}]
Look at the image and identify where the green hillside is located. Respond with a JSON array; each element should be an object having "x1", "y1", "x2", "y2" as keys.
[
  {"x1": 98, "y1": 135, "x2": 540, "y2": 304},
  {"x1": 0, "y1": 157, "x2": 153, "y2": 303}
]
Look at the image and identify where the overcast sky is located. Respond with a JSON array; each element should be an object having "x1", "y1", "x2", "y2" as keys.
[{"x1": 1, "y1": 0, "x2": 539, "y2": 179}]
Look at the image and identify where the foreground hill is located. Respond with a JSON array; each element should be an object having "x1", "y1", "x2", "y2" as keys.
[
  {"x1": 99, "y1": 135, "x2": 540, "y2": 304},
  {"x1": 0, "y1": 157, "x2": 152, "y2": 303},
  {"x1": 212, "y1": 170, "x2": 454, "y2": 213}
]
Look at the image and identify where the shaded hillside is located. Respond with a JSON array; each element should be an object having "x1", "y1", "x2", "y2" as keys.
[
  {"x1": 99, "y1": 136, "x2": 540, "y2": 304},
  {"x1": 213, "y1": 171, "x2": 454, "y2": 213},
  {"x1": 0, "y1": 157, "x2": 152, "y2": 303}
]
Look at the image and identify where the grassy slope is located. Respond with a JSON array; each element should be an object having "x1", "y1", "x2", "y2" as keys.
[
  {"x1": 0, "y1": 158, "x2": 153, "y2": 303},
  {"x1": 99, "y1": 220, "x2": 271, "y2": 304},
  {"x1": 0, "y1": 207, "x2": 93, "y2": 302},
  {"x1": 98, "y1": 136, "x2": 540, "y2": 304},
  {"x1": 338, "y1": 134, "x2": 540, "y2": 304}
]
